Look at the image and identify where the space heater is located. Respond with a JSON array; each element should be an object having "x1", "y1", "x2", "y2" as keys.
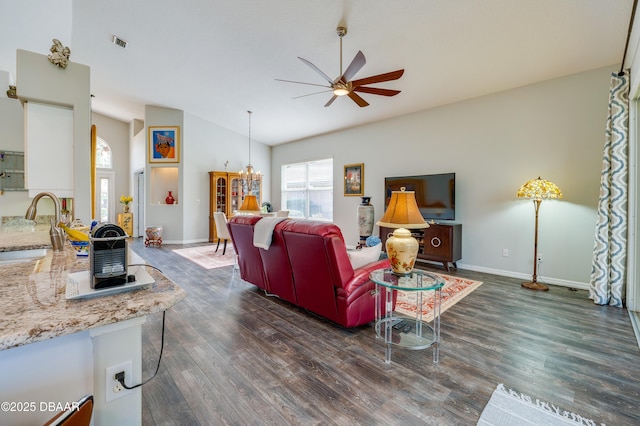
[{"x1": 90, "y1": 223, "x2": 128, "y2": 289}]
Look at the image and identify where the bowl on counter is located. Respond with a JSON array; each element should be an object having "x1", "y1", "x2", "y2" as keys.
[{"x1": 70, "y1": 240, "x2": 89, "y2": 256}]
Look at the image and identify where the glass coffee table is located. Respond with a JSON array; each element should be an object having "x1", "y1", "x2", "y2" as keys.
[{"x1": 370, "y1": 269, "x2": 444, "y2": 364}]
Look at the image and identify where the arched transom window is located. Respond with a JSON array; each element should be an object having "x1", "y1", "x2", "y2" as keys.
[{"x1": 96, "y1": 136, "x2": 112, "y2": 169}]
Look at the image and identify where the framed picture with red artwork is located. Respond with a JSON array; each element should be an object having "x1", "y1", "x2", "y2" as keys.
[{"x1": 344, "y1": 163, "x2": 364, "y2": 196}]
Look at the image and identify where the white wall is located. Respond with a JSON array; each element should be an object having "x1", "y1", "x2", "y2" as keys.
[
  {"x1": 0, "y1": 55, "x2": 92, "y2": 222},
  {"x1": 273, "y1": 66, "x2": 614, "y2": 288},
  {"x1": 145, "y1": 106, "x2": 184, "y2": 243},
  {"x1": 143, "y1": 107, "x2": 270, "y2": 243},
  {"x1": 130, "y1": 119, "x2": 146, "y2": 176},
  {"x1": 182, "y1": 112, "x2": 270, "y2": 243},
  {"x1": 17, "y1": 49, "x2": 92, "y2": 222},
  {"x1": 93, "y1": 112, "x2": 130, "y2": 221},
  {"x1": 0, "y1": 107, "x2": 131, "y2": 226}
]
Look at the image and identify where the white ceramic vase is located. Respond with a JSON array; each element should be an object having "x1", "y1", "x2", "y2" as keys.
[
  {"x1": 385, "y1": 228, "x2": 418, "y2": 275},
  {"x1": 357, "y1": 196, "x2": 374, "y2": 244}
]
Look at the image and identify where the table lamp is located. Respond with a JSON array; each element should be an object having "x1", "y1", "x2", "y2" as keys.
[
  {"x1": 516, "y1": 176, "x2": 563, "y2": 291},
  {"x1": 238, "y1": 194, "x2": 261, "y2": 215},
  {"x1": 377, "y1": 187, "x2": 429, "y2": 275}
]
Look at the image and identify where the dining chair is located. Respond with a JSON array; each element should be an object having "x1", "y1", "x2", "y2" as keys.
[
  {"x1": 43, "y1": 394, "x2": 93, "y2": 426},
  {"x1": 213, "y1": 212, "x2": 232, "y2": 255}
]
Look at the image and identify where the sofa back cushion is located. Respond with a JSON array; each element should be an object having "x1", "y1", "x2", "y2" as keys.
[
  {"x1": 258, "y1": 221, "x2": 297, "y2": 304},
  {"x1": 227, "y1": 215, "x2": 267, "y2": 290},
  {"x1": 279, "y1": 220, "x2": 354, "y2": 323}
]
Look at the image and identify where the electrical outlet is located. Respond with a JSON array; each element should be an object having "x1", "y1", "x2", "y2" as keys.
[
  {"x1": 537, "y1": 253, "x2": 543, "y2": 263},
  {"x1": 502, "y1": 249, "x2": 509, "y2": 257},
  {"x1": 106, "y1": 361, "x2": 133, "y2": 402}
]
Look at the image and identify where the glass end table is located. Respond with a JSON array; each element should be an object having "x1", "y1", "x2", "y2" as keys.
[{"x1": 370, "y1": 268, "x2": 444, "y2": 364}]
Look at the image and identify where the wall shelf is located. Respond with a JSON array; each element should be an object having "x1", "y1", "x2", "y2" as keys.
[{"x1": 149, "y1": 166, "x2": 179, "y2": 205}]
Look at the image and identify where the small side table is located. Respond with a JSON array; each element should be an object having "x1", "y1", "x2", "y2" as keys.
[{"x1": 370, "y1": 269, "x2": 444, "y2": 364}]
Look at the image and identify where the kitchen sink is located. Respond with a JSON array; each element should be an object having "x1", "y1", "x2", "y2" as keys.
[{"x1": 0, "y1": 248, "x2": 48, "y2": 264}]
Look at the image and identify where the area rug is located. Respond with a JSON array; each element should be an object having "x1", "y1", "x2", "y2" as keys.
[
  {"x1": 477, "y1": 383, "x2": 604, "y2": 425},
  {"x1": 394, "y1": 273, "x2": 482, "y2": 322},
  {"x1": 172, "y1": 244, "x2": 236, "y2": 269}
]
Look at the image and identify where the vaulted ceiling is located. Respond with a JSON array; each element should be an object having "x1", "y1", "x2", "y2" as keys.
[{"x1": 0, "y1": 1, "x2": 633, "y2": 145}]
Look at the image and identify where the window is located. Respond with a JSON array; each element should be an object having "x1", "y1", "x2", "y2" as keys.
[
  {"x1": 99, "y1": 176, "x2": 110, "y2": 222},
  {"x1": 96, "y1": 137, "x2": 112, "y2": 169},
  {"x1": 281, "y1": 159, "x2": 333, "y2": 220}
]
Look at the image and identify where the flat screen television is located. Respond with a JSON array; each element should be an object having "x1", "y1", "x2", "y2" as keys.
[{"x1": 384, "y1": 173, "x2": 456, "y2": 221}]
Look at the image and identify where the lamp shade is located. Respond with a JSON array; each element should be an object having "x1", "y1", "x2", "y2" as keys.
[
  {"x1": 238, "y1": 194, "x2": 261, "y2": 214},
  {"x1": 377, "y1": 188, "x2": 428, "y2": 275},
  {"x1": 377, "y1": 188, "x2": 429, "y2": 229},
  {"x1": 516, "y1": 177, "x2": 563, "y2": 200}
]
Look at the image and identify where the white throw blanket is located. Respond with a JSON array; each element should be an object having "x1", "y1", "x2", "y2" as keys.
[{"x1": 253, "y1": 217, "x2": 287, "y2": 249}]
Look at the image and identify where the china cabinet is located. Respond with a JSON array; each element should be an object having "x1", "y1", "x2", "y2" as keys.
[{"x1": 208, "y1": 171, "x2": 262, "y2": 242}]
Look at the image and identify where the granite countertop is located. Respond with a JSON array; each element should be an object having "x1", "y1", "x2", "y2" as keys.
[{"x1": 0, "y1": 234, "x2": 187, "y2": 351}]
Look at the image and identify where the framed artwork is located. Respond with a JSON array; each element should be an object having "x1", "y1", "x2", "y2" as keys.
[
  {"x1": 344, "y1": 163, "x2": 364, "y2": 196},
  {"x1": 149, "y1": 126, "x2": 180, "y2": 163}
]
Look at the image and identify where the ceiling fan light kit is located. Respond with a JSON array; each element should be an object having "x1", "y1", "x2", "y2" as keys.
[
  {"x1": 276, "y1": 25, "x2": 405, "y2": 107},
  {"x1": 332, "y1": 83, "x2": 350, "y2": 96}
]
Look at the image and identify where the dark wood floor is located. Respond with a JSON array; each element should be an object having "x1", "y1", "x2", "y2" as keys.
[{"x1": 129, "y1": 238, "x2": 640, "y2": 425}]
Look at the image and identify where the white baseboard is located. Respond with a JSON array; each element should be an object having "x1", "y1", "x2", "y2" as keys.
[
  {"x1": 155, "y1": 238, "x2": 210, "y2": 245},
  {"x1": 181, "y1": 238, "x2": 210, "y2": 244},
  {"x1": 455, "y1": 263, "x2": 590, "y2": 290},
  {"x1": 630, "y1": 311, "x2": 640, "y2": 349}
]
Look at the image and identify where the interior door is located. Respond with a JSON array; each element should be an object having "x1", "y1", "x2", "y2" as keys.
[{"x1": 134, "y1": 170, "x2": 145, "y2": 237}]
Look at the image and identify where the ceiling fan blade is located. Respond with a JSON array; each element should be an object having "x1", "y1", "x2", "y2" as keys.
[
  {"x1": 275, "y1": 78, "x2": 331, "y2": 89},
  {"x1": 298, "y1": 57, "x2": 335, "y2": 85},
  {"x1": 353, "y1": 86, "x2": 401, "y2": 97},
  {"x1": 351, "y1": 69, "x2": 405, "y2": 88},
  {"x1": 324, "y1": 95, "x2": 338, "y2": 107},
  {"x1": 341, "y1": 50, "x2": 366, "y2": 83},
  {"x1": 293, "y1": 90, "x2": 333, "y2": 99},
  {"x1": 348, "y1": 91, "x2": 369, "y2": 107}
]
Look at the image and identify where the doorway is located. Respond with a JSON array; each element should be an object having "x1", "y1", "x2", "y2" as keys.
[
  {"x1": 134, "y1": 169, "x2": 145, "y2": 237},
  {"x1": 95, "y1": 170, "x2": 115, "y2": 223}
]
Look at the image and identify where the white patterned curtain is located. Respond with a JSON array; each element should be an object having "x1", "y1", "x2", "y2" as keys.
[{"x1": 589, "y1": 71, "x2": 630, "y2": 307}]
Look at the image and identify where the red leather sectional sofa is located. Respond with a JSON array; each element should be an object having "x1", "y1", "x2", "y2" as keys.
[{"x1": 227, "y1": 215, "x2": 394, "y2": 327}]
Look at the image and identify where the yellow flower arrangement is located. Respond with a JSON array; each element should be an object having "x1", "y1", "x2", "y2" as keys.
[{"x1": 119, "y1": 195, "x2": 133, "y2": 205}]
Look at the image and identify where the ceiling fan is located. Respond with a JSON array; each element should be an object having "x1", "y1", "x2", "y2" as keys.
[{"x1": 276, "y1": 26, "x2": 405, "y2": 107}]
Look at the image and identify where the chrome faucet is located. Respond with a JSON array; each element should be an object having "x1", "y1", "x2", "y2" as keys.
[{"x1": 25, "y1": 192, "x2": 65, "y2": 251}]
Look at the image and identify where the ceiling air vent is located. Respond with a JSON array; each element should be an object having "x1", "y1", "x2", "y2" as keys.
[{"x1": 112, "y1": 35, "x2": 127, "y2": 48}]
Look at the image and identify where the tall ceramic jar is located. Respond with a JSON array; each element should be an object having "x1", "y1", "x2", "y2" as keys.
[
  {"x1": 357, "y1": 196, "x2": 374, "y2": 246},
  {"x1": 386, "y1": 228, "x2": 418, "y2": 275}
]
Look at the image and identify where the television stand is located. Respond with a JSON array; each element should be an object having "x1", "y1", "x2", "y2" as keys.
[{"x1": 380, "y1": 223, "x2": 462, "y2": 272}]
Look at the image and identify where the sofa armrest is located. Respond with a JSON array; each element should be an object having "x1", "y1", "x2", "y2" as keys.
[{"x1": 338, "y1": 258, "x2": 390, "y2": 301}]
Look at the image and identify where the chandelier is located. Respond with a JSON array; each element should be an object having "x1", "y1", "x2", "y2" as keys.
[{"x1": 239, "y1": 110, "x2": 261, "y2": 194}]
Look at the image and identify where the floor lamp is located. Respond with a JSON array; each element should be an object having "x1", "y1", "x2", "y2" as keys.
[{"x1": 516, "y1": 177, "x2": 563, "y2": 291}]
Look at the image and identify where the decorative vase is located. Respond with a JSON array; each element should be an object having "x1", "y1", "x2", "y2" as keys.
[
  {"x1": 385, "y1": 228, "x2": 419, "y2": 275},
  {"x1": 166, "y1": 191, "x2": 175, "y2": 205},
  {"x1": 357, "y1": 196, "x2": 374, "y2": 245},
  {"x1": 123, "y1": 204, "x2": 130, "y2": 213}
]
